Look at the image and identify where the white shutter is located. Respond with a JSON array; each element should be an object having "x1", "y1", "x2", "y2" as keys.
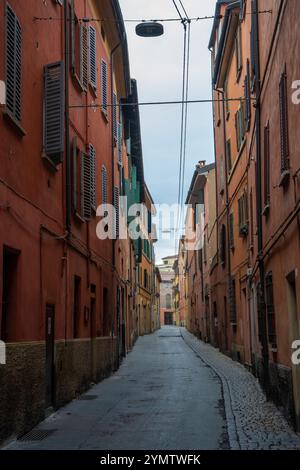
[
  {"x1": 89, "y1": 26, "x2": 97, "y2": 90},
  {"x1": 101, "y1": 59, "x2": 108, "y2": 113}
]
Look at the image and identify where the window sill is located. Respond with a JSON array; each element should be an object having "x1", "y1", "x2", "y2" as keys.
[
  {"x1": 74, "y1": 211, "x2": 85, "y2": 224},
  {"x1": 279, "y1": 170, "x2": 290, "y2": 187},
  {"x1": 3, "y1": 110, "x2": 26, "y2": 137},
  {"x1": 262, "y1": 204, "x2": 270, "y2": 217},
  {"x1": 41, "y1": 152, "x2": 59, "y2": 172}
]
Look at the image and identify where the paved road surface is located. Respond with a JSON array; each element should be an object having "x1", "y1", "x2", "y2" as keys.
[{"x1": 5, "y1": 327, "x2": 228, "y2": 450}]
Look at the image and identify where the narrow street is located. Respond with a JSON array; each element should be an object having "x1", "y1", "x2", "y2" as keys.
[{"x1": 5, "y1": 327, "x2": 228, "y2": 451}]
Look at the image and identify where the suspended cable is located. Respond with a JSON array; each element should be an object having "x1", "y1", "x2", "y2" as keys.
[{"x1": 171, "y1": 0, "x2": 185, "y2": 23}]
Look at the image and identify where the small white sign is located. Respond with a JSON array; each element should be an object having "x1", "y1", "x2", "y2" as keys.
[
  {"x1": 0, "y1": 80, "x2": 6, "y2": 105},
  {"x1": 0, "y1": 340, "x2": 6, "y2": 365}
]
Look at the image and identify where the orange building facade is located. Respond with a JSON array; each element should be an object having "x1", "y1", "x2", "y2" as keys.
[{"x1": 0, "y1": 0, "x2": 154, "y2": 443}]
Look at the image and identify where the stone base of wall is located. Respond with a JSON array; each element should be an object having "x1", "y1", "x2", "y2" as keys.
[
  {"x1": 0, "y1": 337, "x2": 118, "y2": 445},
  {"x1": 0, "y1": 342, "x2": 45, "y2": 444},
  {"x1": 255, "y1": 356, "x2": 296, "y2": 428}
]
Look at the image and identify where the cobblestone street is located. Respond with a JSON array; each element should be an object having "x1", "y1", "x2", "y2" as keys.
[
  {"x1": 4, "y1": 327, "x2": 300, "y2": 451},
  {"x1": 181, "y1": 329, "x2": 300, "y2": 450}
]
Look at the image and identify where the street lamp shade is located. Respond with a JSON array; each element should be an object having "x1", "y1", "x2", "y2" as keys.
[{"x1": 135, "y1": 22, "x2": 164, "y2": 37}]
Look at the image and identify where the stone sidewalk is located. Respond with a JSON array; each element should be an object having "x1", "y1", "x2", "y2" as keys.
[{"x1": 181, "y1": 328, "x2": 300, "y2": 450}]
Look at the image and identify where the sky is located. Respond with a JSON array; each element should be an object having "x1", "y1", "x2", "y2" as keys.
[{"x1": 119, "y1": 0, "x2": 217, "y2": 262}]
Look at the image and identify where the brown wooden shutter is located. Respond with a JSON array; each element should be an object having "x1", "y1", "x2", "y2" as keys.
[
  {"x1": 101, "y1": 59, "x2": 108, "y2": 113},
  {"x1": 44, "y1": 61, "x2": 65, "y2": 165},
  {"x1": 81, "y1": 152, "x2": 92, "y2": 219},
  {"x1": 6, "y1": 4, "x2": 22, "y2": 122}
]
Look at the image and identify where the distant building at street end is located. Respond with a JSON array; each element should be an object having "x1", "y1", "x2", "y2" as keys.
[{"x1": 157, "y1": 255, "x2": 177, "y2": 326}]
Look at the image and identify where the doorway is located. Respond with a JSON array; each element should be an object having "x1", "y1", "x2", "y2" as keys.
[
  {"x1": 45, "y1": 303, "x2": 55, "y2": 408},
  {"x1": 286, "y1": 271, "x2": 300, "y2": 431},
  {"x1": 164, "y1": 312, "x2": 173, "y2": 325}
]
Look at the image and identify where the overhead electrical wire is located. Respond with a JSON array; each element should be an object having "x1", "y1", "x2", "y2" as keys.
[{"x1": 33, "y1": 10, "x2": 273, "y2": 24}]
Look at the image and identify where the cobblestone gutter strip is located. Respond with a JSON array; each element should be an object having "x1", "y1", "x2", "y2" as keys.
[{"x1": 181, "y1": 328, "x2": 300, "y2": 450}]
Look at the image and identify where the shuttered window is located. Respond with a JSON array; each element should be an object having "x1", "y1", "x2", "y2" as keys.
[
  {"x1": 220, "y1": 156, "x2": 224, "y2": 194},
  {"x1": 72, "y1": 136, "x2": 79, "y2": 212},
  {"x1": 89, "y1": 144, "x2": 96, "y2": 211},
  {"x1": 235, "y1": 24, "x2": 242, "y2": 79},
  {"x1": 250, "y1": 1, "x2": 257, "y2": 91},
  {"x1": 235, "y1": 103, "x2": 245, "y2": 152},
  {"x1": 6, "y1": 4, "x2": 22, "y2": 122},
  {"x1": 263, "y1": 122, "x2": 270, "y2": 208},
  {"x1": 81, "y1": 25, "x2": 88, "y2": 91},
  {"x1": 114, "y1": 186, "x2": 120, "y2": 238},
  {"x1": 81, "y1": 152, "x2": 92, "y2": 219},
  {"x1": 265, "y1": 272, "x2": 277, "y2": 346},
  {"x1": 229, "y1": 213, "x2": 234, "y2": 250},
  {"x1": 89, "y1": 25, "x2": 97, "y2": 90},
  {"x1": 113, "y1": 92, "x2": 117, "y2": 141},
  {"x1": 238, "y1": 192, "x2": 248, "y2": 236},
  {"x1": 220, "y1": 224, "x2": 226, "y2": 266},
  {"x1": 229, "y1": 277, "x2": 237, "y2": 324},
  {"x1": 101, "y1": 59, "x2": 108, "y2": 113},
  {"x1": 101, "y1": 165, "x2": 108, "y2": 205},
  {"x1": 118, "y1": 122, "x2": 123, "y2": 165},
  {"x1": 226, "y1": 139, "x2": 232, "y2": 173},
  {"x1": 70, "y1": 1, "x2": 88, "y2": 92},
  {"x1": 244, "y1": 59, "x2": 251, "y2": 130},
  {"x1": 44, "y1": 62, "x2": 64, "y2": 165},
  {"x1": 279, "y1": 69, "x2": 289, "y2": 174}
]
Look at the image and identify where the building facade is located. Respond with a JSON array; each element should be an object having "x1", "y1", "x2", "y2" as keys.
[
  {"x1": 0, "y1": 0, "x2": 154, "y2": 443},
  {"x1": 157, "y1": 255, "x2": 177, "y2": 326},
  {"x1": 207, "y1": 0, "x2": 300, "y2": 429}
]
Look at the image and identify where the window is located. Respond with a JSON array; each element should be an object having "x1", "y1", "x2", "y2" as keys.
[
  {"x1": 279, "y1": 68, "x2": 289, "y2": 180},
  {"x1": 226, "y1": 139, "x2": 232, "y2": 174},
  {"x1": 101, "y1": 59, "x2": 108, "y2": 114},
  {"x1": 5, "y1": 4, "x2": 22, "y2": 123},
  {"x1": 118, "y1": 122, "x2": 122, "y2": 165},
  {"x1": 224, "y1": 79, "x2": 229, "y2": 116},
  {"x1": 70, "y1": 1, "x2": 88, "y2": 91},
  {"x1": 144, "y1": 269, "x2": 148, "y2": 289},
  {"x1": 89, "y1": 144, "x2": 96, "y2": 211},
  {"x1": 250, "y1": 189, "x2": 254, "y2": 247},
  {"x1": 113, "y1": 186, "x2": 120, "y2": 238},
  {"x1": 244, "y1": 59, "x2": 251, "y2": 130},
  {"x1": 263, "y1": 122, "x2": 270, "y2": 210},
  {"x1": 166, "y1": 293, "x2": 172, "y2": 309},
  {"x1": 220, "y1": 156, "x2": 225, "y2": 194},
  {"x1": 229, "y1": 276, "x2": 237, "y2": 324},
  {"x1": 235, "y1": 24, "x2": 242, "y2": 79},
  {"x1": 220, "y1": 224, "x2": 226, "y2": 266},
  {"x1": 101, "y1": 165, "x2": 108, "y2": 205},
  {"x1": 265, "y1": 272, "x2": 277, "y2": 346},
  {"x1": 89, "y1": 25, "x2": 97, "y2": 90},
  {"x1": 72, "y1": 137, "x2": 92, "y2": 220},
  {"x1": 250, "y1": 0, "x2": 257, "y2": 91},
  {"x1": 113, "y1": 92, "x2": 118, "y2": 142},
  {"x1": 73, "y1": 276, "x2": 81, "y2": 338},
  {"x1": 235, "y1": 102, "x2": 245, "y2": 152},
  {"x1": 229, "y1": 213, "x2": 234, "y2": 250},
  {"x1": 44, "y1": 62, "x2": 64, "y2": 165},
  {"x1": 238, "y1": 192, "x2": 248, "y2": 236}
]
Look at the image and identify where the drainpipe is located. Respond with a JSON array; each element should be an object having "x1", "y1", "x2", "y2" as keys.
[
  {"x1": 64, "y1": 0, "x2": 71, "y2": 235},
  {"x1": 220, "y1": 88, "x2": 232, "y2": 355},
  {"x1": 253, "y1": 0, "x2": 270, "y2": 398}
]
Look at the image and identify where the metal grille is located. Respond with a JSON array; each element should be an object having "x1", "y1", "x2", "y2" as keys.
[{"x1": 19, "y1": 429, "x2": 56, "y2": 442}]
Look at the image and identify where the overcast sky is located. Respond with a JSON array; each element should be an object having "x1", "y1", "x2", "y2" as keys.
[{"x1": 119, "y1": 0, "x2": 216, "y2": 262}]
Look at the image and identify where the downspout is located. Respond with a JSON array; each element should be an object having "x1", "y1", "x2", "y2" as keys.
[
  {"x1": 64, "y1": 0, "x2": 71, "y2": 235},
  {"x1": 218, "y1": 87, "x2": 232, "y2": 354},
  {"x1": 253, "y1": 0, "x2": 270, "y2": 398}
]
